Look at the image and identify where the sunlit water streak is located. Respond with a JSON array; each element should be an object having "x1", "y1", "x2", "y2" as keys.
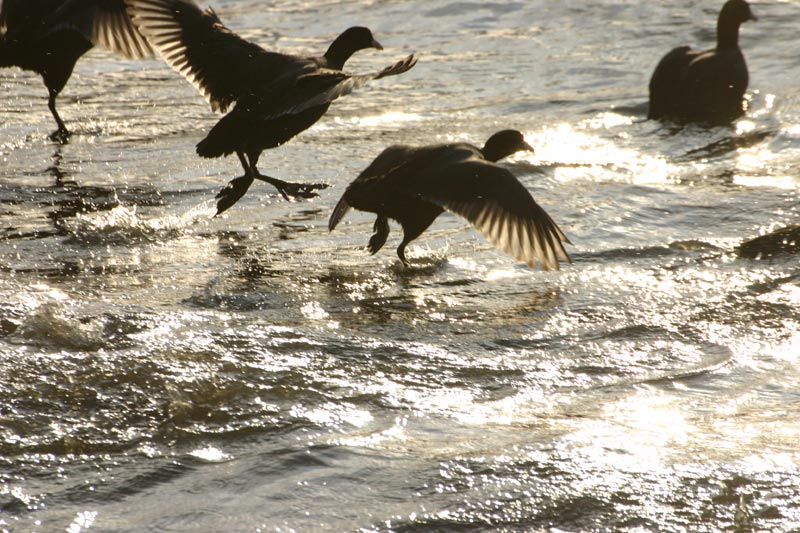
[{"x1": 1, "y1": 1, "x2": 800, "y2": 532}]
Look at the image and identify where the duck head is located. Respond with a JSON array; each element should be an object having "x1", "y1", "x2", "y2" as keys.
[
  {"x1": 481, "y1": 130, "x2": 533, "y2": 162},
  {"x1": 718, "y1": 0, "x2": 757, "y2": 48},
  {"x1": 324, "y1": 27, "x2": 383, "y2": 70}
]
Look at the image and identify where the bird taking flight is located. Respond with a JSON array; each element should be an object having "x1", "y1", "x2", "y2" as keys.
[
  {"x1": 329, "y1": 130, "x2": 571, "y2": 270},
  {"x1": 125, "y1": 0, "x2": 417, "y2": 215},
  {"x1": 0, "y1": 0, "x2": 153, "y2": 142}
]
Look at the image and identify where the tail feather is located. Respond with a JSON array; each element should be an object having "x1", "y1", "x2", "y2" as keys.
[
  {"x1": 328, "y1": 194, "x2": 351, "y2": 231},
  {"x1": 197, "y1": 112, "x2": 239, "y2": 158},
  {"x1": 373, "y1": 54, "x2": 418, "y2": 81}
]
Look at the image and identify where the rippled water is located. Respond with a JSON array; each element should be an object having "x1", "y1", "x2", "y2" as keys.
[{"x1": 2, "y1": 1, "x2": 799, "y2": 531}]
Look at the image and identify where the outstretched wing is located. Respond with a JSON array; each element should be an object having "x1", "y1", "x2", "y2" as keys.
[
  {"x1": 3, "y1": 0, "x2": 152, "y2": 58},
  {"x1": 416, "y1": 159, "x2": 571, "y2": 271},
  {"x1": 90, "y1": 0, "x2": 154, "y2": 58},
  {"x1": 648, "y1": 45, "x2": 695, "y2": 120},
  {"x1": 254, "y1": 54, "x2": 417, "y2": 120},
  {"x1": 126, "y1": 0, "x2": 301, "y2": 112}
]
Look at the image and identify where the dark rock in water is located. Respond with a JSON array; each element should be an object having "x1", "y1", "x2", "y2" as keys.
[
  {"x1": 647, "y1": 0, "x2": 757, "y2": 125},
  {"x1": 737, "y1": 224, "x2": 800, "y2": 258}
]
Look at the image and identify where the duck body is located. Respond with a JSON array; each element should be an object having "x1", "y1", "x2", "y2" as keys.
[
  {"x1": 1, "y1": 0, "x2": 152, "y2": 141},
  {"x1": 648, "y1": 0, "x2": 756, "y2": 124},
  {"x1": 329, "y1": 131, "x2": 571, "y2": 270},
  {"x1": 194, "y1": 59, "x2": 341, "y2": 160}
]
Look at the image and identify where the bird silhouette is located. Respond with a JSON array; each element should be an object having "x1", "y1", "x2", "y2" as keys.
[
  {"x1": 126, "y1": 0, "x2": 417, "y2": 215},
  {"x1": 1, "y1": 0, "x2": 153, "y2": 142},
  {"x1": 648, "y1": 0, "x2": 757, "y2": 124},
  {"x1": 330, "y1": 130, "x2": 571, "y2": 270}
]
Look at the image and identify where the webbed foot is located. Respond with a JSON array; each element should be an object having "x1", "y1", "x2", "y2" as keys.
[
  {"x1": 255, "y1": 174, "x2": 329, "y2": 201},
  {"x1": 367, "y1": 216, "x2": 390, "y2": 254},
  {"x1": 49, "y1": 127, "x2": 70, "y2": 144},
  {"x1": 215, "y1": 175, "x2": 254, "y2": 216}
]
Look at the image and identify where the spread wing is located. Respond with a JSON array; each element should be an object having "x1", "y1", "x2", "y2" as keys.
[
  {"x1": 253, "y1": 54, "x2": 417, "y2": 121},
  {"x1": 415, "y1": 159, "x2": 571, "y2": 271},
  {"x1": 126, "y1": 0, "x2": 302, "y2": 112},
  {"x1": 28, "y1": 0, "x2": 152, "y2": 58},
  {"x1": 648, "y1": 45, "x2": 696, "y2": 119},
  {"x1": 89, "y1": 0, "x2": 154, "y2": 58},
  {"x1": 2, "y1": 0, "x2": 152, "y2": 58}
]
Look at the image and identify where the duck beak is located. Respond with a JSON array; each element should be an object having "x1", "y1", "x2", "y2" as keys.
[
  {"x1": 522, "y1": 141, "x2": 534, "y2": 153},
  {"x1": 371, "y1": 38, "x2": 384, "y2": 50}
]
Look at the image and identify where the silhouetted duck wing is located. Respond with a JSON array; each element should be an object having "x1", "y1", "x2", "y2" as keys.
[
  {"x1": 648, "y1": 46, "x2": 698, "y2": 120},
  {"x1": 417, "y1": 157, "x2": 571, "y2": 271},
  {"x1": 249, "y1": 54, "x2": 417, "y2": 120},
  {"x1": 680, "y1": 47, "x2": 749, "y2": 122},
  {"x1": 126, "y1": 0, "x2": 305, "y2": 112},
  {"x1": 46, "y1": 0, "x2": 153, "y2": 59},
  {"x1": 1, "y1": 0, "x2": 151, "y2": 58},
  {"x1": 328, "y1": 144, "x2": 454, "y2": 232}
]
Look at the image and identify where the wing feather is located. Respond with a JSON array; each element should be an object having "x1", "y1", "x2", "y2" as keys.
[
  {"x1": 19, "y1": 0, "x2": 153, "y2": 58},
  {"x1": 648, "y1": 45, "x2": 696, "y2": 119},
  {"x1": 92, "y1": 0, "x2": 153, "y2": 58},
  {"x1": 418, "y1": 160, "x2": 571, "y2": 270},
  {"x1": 254, "y1": 54, "x2": 417, "y2": 120},
  {"x1": 126, "y1": 0, "x2": 299, "y2": 112}
]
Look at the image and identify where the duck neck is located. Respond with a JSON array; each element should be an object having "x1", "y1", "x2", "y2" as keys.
[
  {"x1": 480, "y1": 145, "x2": 506, "y2": 163},
  {"x1": 323, "y1": 41, "x2": 354, "y2": 71},
  {"x1": 717, "y1": 15, "x2": 742, "y2": 49}
]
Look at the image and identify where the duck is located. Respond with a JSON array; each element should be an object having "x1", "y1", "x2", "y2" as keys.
[
  {"x1": 648, "y1": 0, "x2": 757, "y2": 125},
  {"x1": 125, "y1": 0, "x2": 417, "y2": 215},
  {"x1": 329, "y1": 130, "x2": 571, "y2": 270},
  {"x1": 0, "y1": 0, "x2": 153, "y2": 142}
]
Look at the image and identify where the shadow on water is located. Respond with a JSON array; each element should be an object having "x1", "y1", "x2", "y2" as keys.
[{"x1": 675, "y1": 128, "x2": 777, "y2": 163}]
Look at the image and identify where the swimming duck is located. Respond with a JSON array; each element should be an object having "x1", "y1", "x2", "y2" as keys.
[{"x1": 648, "y1": 0, "x2": 756, "y2": 124}]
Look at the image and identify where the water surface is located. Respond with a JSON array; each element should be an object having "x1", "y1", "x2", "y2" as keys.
[{"x1": 1, "y1": 1, "x2": 799, "y2": 531}]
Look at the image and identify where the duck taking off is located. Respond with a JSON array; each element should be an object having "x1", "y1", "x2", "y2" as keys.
[
  {"x1": 125, "y1": 0, "x2": 417, "y2": 215},
  {"x1": 0, "y1": 0, "x2": 153, "y2": 142},
  {"x1": 647, "y1": 0, "x2": 756, "y2": 125},
  {"x1": 329, "y1": 130, "x2": 571, "y2": 270}
]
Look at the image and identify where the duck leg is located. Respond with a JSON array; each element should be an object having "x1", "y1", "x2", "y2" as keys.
[
  {"x1": 215, "y1": 152, "x2": 329, "y2": 214},
  {"x1": 214, "y1": 151, "x2": 255, "y2": 215},
  {"x1": 47, "y1": 88, "x2": 70, "y2": 143},
  {"x1": 396, "y1": 208, "x2": 443, "y2": 266}
]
